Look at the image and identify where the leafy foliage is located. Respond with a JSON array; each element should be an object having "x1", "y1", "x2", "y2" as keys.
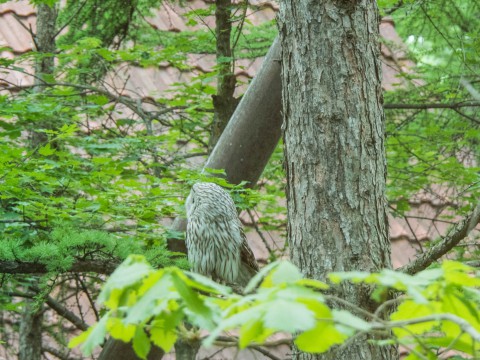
[
  {"x1": 384, "y1": 0, "x2": 480, "y2": 217},
  {"x1": 72, "y1": 257, "x2": 480, "y2": 360},
  {"x1": 1, "y1": 0, "x2": 479, "y2": 358}
]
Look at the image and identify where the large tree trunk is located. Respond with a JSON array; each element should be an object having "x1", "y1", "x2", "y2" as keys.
[{"x1": 278, "y1": 1, "x2": 397, "y2": 359}]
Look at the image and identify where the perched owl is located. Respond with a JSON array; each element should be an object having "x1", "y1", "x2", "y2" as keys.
[{"x1": 185, "y1": 182, "x2": 258, "y2": 286}]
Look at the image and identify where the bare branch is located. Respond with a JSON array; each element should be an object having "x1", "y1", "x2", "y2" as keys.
[
  {"x1": 384, "y1": 101, "x2": 480, "y2": 110},
  {"x1": 400, "y1": 203, "x2": 480, "y2": 275},
  {"x1": 374, "y1": 313, "x2": 480, "y2": 342},
  {"x1": 43, "y1": 345, "x2": 82, "y2": 360},
  {"x1": 0, "y1": 260, "x2": 118, "y2": 275},
  {"x1": 44, "y1": 294, "x2": 89, "y2": 331}
]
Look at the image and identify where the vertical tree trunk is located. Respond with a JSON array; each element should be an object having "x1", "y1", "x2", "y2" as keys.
[
  {"x1": 279, "y1": 1, "x2": 397, "y2": 359},
  {"x1": 19, "y1": 302, "x2": 43, "y2": 360},
  {"x1": 31, "y1": 3, "x2": 58, "y2": 148},
  {"x1": 19, "y1": 5, "x2": 58, "y2": 360},
  {"x1": 209, "y1": 0, "x2": 239, "y2": 151}
]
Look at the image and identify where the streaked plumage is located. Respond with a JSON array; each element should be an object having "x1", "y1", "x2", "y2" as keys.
[{"x1": 185, "y1": 182, "x2": 258, "y2": 286}]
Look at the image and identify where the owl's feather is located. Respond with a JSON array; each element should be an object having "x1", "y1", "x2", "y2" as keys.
[{"x1": 185, "y1": 182, "x2": 258, "y2": 287}]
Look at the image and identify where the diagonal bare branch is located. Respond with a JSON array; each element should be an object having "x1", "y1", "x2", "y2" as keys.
[{"x1": 400, "y1": 203, "x2": 480, "y2": 275}]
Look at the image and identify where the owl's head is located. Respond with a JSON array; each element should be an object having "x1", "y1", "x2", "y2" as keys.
[{"x1": 185, "y1": 182, "x2": 237, "y2": 219}]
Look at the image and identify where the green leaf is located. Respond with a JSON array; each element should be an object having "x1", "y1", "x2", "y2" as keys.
[
  {"x1": 294, "y1": 299, "x2": 348, "y2": 352},
  {"x1": 264, "y1": 299, "x2": 315, "y2": 332},
  {"x1": 261, "y1": 261, "x2": 303, "y2": 288},
  {"x1": 39, "y1": 143, "x2": 56, "y2": 156},
  {"x1": 170, "y1": 272, "x2": 215, "y2": 330},
  {"x1": 391, "y1": 301, "x2": 441, "y2": 338},
  {"x1": 184, "y1": 271, "x2": 231, "y2": 295},
  {"x1": 124, "y1": 271, "x2": 172, "y2": 323},
  {"x1": 204, "y1": 304, "x2": 266, "y2": 347},
  {"x1": 69, "y1": 313, "x2": 109, "y2": 355},
  {"x1": 239, "y1": 320, "x2": 274, "y2": 349},
  {"x1": 150, "y1": 317, "x2": 180, "y2": 352},
  {"x1": 133, "y1": 327, "x2": 151, "y2": 360},
  {"x1": 98, "y1": 255, "x2": 153, "y2": 307},
  {"x1": 295, "y1": 322, "x2": 347, "y2": 353},
  {"x1": 332, "y1": 310, "x2": 372, "y2": 331},
  {"x1": 107, "y1": 318, "x2": 136, "y2": 342}
]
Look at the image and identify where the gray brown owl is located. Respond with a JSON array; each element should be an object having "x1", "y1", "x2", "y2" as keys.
[{"x1": 185, "y1": 182, "x2": 258, "y2": 287}]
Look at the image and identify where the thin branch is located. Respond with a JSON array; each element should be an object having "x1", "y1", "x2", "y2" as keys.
[
  {"x1": 452, "y1": 108, "x2": 480, "y2": 125},
  {"x1": 383, "y1": 0, "x2": 405, "y2": 16},
  {"x1": 400, "y1": 203, "x2": 480, "y2": 275},
  {"x1": 374, "y1": 313, "x2": 480, "y2": 342},
  {"x1": 246, "y1": 209, "x2": 273, "y2": 254},
  {"x1": 324, "y1": 294, "x2": 382, "y2": 321},
  {"x1": 54, "y1": 0, "x2": 88, "y2": 38},
  {"x1": 0, "y1": 259, "x2": 118, "y2": 275},
  {"x1": 44, "y1": 295, "x2": 89, "y2": 331},
  {"x1": 250, "y1": 345, "x2": 283, "y2": 360},
  {"x1": 384, "y1": 101, "x2": 480, "y2": 110},
  {"x1": 43, "y1": 345, "x2": 82, "y2": 360}
]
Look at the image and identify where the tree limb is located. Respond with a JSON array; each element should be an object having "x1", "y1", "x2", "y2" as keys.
[
  {"x1": 44, "y1": 294, "x2": 89, "y2": 331},
  {"x1": 0, "y1": 260, "x2": 118, "y2": 275},
  {"x1": 400, "y1": 203, "x2": 480, "y2": 275},
  {"x1": 384, "y1": 101, "x2": 480, "y2": 110},
  {"x1": 374, "y1": 313, "x2": 480, "y2": 342}
]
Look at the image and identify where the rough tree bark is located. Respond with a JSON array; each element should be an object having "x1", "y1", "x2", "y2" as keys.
[
  {"x1": 278, "y1": 1, "x2": 397, "y2": 360},
  {"x1": 209, "y1": 0, "x2": 240, "y2": 151},
  {"x1": 19, "y1": 4, "x2": 58, "y2": 360},
  {"x1": 31, "y1": 3, "x2": 58, "y2": 148}
]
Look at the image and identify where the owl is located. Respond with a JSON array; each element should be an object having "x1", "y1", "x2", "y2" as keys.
[{"x1": 185, "y1": 182, "x2": 258, "y2": 286}]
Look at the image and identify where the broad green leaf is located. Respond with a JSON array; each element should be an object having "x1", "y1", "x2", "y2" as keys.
[
  {"x1": 391, "y1": 301, "x2": 441, "y2": 338},
  {"x1": 332, "y1": 310, "x2": 372, "y2": 331},
  {"x1": 264, "y1": 299, "x2": 315, "y2": 332},
  {"x1": 69, "y1": 314, "x2": 109, "y2": 355},
  {"x1": 295, "y1": 319, "x2": 347, "y2": 353},
  {"x1": 183, "y1": 270, "x2": 232, "y2": 295},
  {"x1": 107, "y1": 318, "x2": 136, "y2": 342},
  {"x1": 245, "y1": 261, "x2": 280, "y2": 293},
  {"x1": 294, "y1": 298, "x2": 347, "y2": 352},
  {"x1": 124, "y1": 271, "x2": 173, "y2": 323},
  {"x1": 296, "y1": 278, "x2": 329, "y2": 290},
  {"x1": 239, "y1": 320, "x2": 275, "y2": 349},
  {"x1": 150, "y1": 315, "x2": 182, "y2": 352},
  {"x1": 261, "y1": 261, "x2": 303, "y2": 288},
  {"x1": 329, "y1": 271, "x2": 370, "y2": 284},
  {"x1": 204, "y1": 304, "x2": 268, "y2": 347},
  {"x1": 443, "y1": 261, "x2": 480, "y2": 287},
  {"x1": 98, "y1": 255, "x2": 153, "y2": 306},
  {"x1": 170, "y1": 272, "x2": 215, "y2": 330},
  {"x1": 133, "y1": 327, "x2": 151, "y2": 360},
  {"x1": 39, "y1": 143, "x2": 56, "y2": 156}
]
